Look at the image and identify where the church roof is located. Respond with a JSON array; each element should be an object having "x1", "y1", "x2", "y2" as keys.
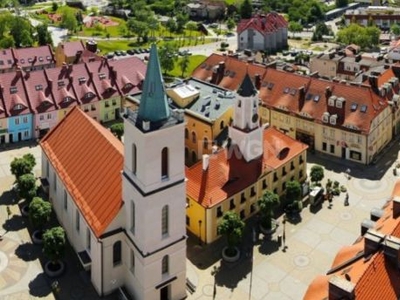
[
  {"x1": 40, "y1": 107, "x2": 124, "y2": 238},
  {"x1": 237, "y1": 73, "x2": 257, "y2": 97},
  {"x1": 137, "y1": 44, "x2": 170, "y2": 124}
]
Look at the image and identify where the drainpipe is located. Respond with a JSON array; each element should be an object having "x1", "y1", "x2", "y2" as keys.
[{"x1": 99, "y1": 239, "x2": 104, "y2": 296}]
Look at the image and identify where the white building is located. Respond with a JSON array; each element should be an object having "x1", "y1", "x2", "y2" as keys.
[{"x1": 40, "y1": 45, "x2": 187, "y2": 299}]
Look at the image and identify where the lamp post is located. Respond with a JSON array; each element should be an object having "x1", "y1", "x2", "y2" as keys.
[
  {"x1": 248, "y1": 226, "x2": 257, "y2": 300},
  {"x1": 282, "y1": 214, "x2": 287, "y2": 250},
  {"x1": 211, "y1": 265, "x2": 218, "y2": 299},
  {"x1": 198, "y1": 220, "x2": 202, "y2": 246}
]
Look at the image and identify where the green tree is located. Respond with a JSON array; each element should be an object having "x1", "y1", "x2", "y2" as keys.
[
  {"x1": 286, "y1": 180, "x2": 301, "y2": 203},
  {"x1": 110, "y1": 123, "x2": 124, "y2": 140},
  {"x1": 312, "y1": 22, "x2": 329, "y2": 41},
  {"x1": 175, "y1": 13, "x2": 188, "y2": 34},
  {"x1": 217, "y1": 211, "x2": 244, "y2": 256},
  {"x1": 159, "y1": 43, "x2": 178, "y2": 75},
  {"x1": 43, "y1": 227, "x2": 66, "y2": 264},
  {"x1": 37, "y1": 24, "x2": 53, "y2": 46},
  {"x1": 17, "y1": 173, "x2": 37, "y2": 202},
  {"x1": 10, "y1": 154, "x2": 36, "y2": 181},
  {"x1": 0, "y1": 36, "x2": 14, "y2": 48},
  {"x1": 288, "y1": 21, "x2": 303, "y2": 38},
  {"x1": 179, "y1": 54, "x2": 190, "y2": 78},
  {"x1": 29, "y1": 197, "x2": 52, "y2": 230},
  {"x1": 391, "y1": 23, "x2": 400, "y2": 36},
  {"x1": 310, "y1": 165, "x2": 324, "y2": 184},
  {"x1": 257, "y1": 190, "x2": 280, "y2": 230},
  {"x1": 148, "y1": 15, "x2": 159, "y2": 39},
  {"x1": 51, "y1": 1, "x2": 58, "y2": 12},
  {"x1": 240, "y1": 0, "x2": 252, "y2": 19},
  {"x1": 337, "y1": 24, "x2": 380, "y2": 49},
  {"x1": 60, "y1": 7, "x2": 78, "y2": 33},
  {"x1": 166, "y1": 18, "x2": 177, "y2": 37},
  {"x1": 226, "y1": 17, "x2": 236, "y2": 32},
  {"x1": 186, "y1": 21, "x2": 197, "y2": 42},
  {"x1": 0, "y1": 12, "x2": 13, "y2": 38},
  {"x1": 10, "y1": 16, "x2": 33, "y2": 48},
  {"x1": 335, "y1": 0, "x2": 348, "y2": 8}
]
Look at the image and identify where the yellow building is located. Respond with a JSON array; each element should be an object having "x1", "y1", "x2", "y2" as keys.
[{"x1": 185, "y1": 74, "x2": 308, "y2": 244}]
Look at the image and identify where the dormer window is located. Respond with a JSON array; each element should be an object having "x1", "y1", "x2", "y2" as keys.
[
  {"x1": 28, "y1": 58, "x2": 33, "y2": 63},
  {"x1": 322, "y1": 112, "x2": 330, "y2": 123},
  {"x1": 10, "y1": 86, "x2": 17, "y2": 94},
  {"x1": 124, "y1": 83, "x2": 133, "y2": 90},
  {"x1": 336, "y1": 98, "x2": 343, "y2": 108},
  {"x1": 39, "y1": 57, "x2": 43, "y2": 62},
  {"x1": 330, "y1": 114, "x2": 337, "y2": 125},
  {"x1": 63, "y1": 97, "x2": 72, "y2": 103},
  {"x1": 78, "y1": 77, "x2": 86, "y2": 84},
  {"x1": 84, "y1": 92, "x2": 94, "y2": 100},
  {"x1": 99, "y1": 73, "x2": 106, "y2": 79},
  {"x1": 46, "y1": 56, "x2": 51, "y2": 61},
  {"x1": 57, "y1": 80, "x2": 65, "y2": 87},
  {"x1": 35, "y1": 84, "x2": 43, "y2": 91},
  {"x1": 14, "y1": 104, "x2": 23, "y2": 110}
]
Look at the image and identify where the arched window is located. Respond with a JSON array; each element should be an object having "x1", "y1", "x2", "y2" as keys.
[
  {"x1": 238, "y1": 100, "x2": 241, "y2": 108},
  {"x1": 162, "y1": 255, "x2": 169, "y2": 275},
  {"x1": 191, "y1": 131, "x2": 196, "y2": 143},
  {"x1": 191, "y1": 151, "x2": 197, "y2": 163},
  {"x1": 203, "y1": 137, "x2": 208, "y2": 150},
  {"x1": 185, "y1": 147, "x2": 189, "y2": 159},
  {"x1": 220, "y1": 121, "x2": 225, "y2": 130},
  {"x1": 162, "y1": 205, "x2": 169, "y2": 235},
  {"x1": 132, "y1": 144, "x2": 137, "y2": 174},
  {"x1": 113, "y1": 241, "x2": 122, "y2": 266},
  {"x1": 185, "y1": 128, "x2": 189, "y2": 139},
  {"x1": 161, "y1": 147, "x2": 169, "y2": 179}
]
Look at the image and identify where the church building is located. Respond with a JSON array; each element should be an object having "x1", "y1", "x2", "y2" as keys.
[{"x1": 40, "y1": 45, "x2": 187, "y2": 299}]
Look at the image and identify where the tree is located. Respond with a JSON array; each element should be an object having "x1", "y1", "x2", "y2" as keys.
[
  {"x1": 310, "y1": 165, "x2": 324, "y2": 184},
  {"x1": 226, "y1": 18, "x2": 236, "y2": 32},
  {"x1": 166, "y1": 18, "x2": 177, "y2": 37},
  {"x1": 335, "y1": 0, "x2": 348, "y2": 8},
  {"x1": 110, "y1": 123, "x2": 124, "y2": 140},
  {"x1": 217, "y1": 211, "x2": 244, "y2": 256},
  {"x1": 10, "y1": 16, "x2": 33, "y2": 48},
  {"x1": 0, "y1": 36, "x2": 14, "y2": 48},
  {"x1": 17, "y1": 173, "x2": 37, "y2": 202},
  {"x1": 10, "y1": 154, "x2": 36, "y2": 181},
  {"x1": 257, "y1": 190, "x2": 280, "y2": 230},
  {"x1": 159, "y1": 43, "x2": 178, "y2": 75},
  {"x1": 29, "y1": 197, "x2": 52, "y2": 230},
  {"x1": 175, "y1": 13, "x2": 188, "y2": 34},
  {"x1": 288, "y1": 21, "x2": 303, "y2": 38},
  {"x1": 240, "y1": 0, "x2": 252, "y2": 19},
  {"x1": 286, "y1": 180, "x2": 301, "y2": 203},
  {"x1": 37, "y1": 24, "x2": 53, "y2": 46},
  {"x1": 148, "y1": 16, "x2": 159, "y2": 39},
  {"x1": 337, "y1": 24, "x2": 380, "y2": 49},
  {"x1": 179, "y1": 54, "x2": 190, "y2": 78},
  {"x1": 391, "y1": 23, "x2": 400, "y2": 36},
  {"x1": 60, "y1": 7, "x2": 78, "y2": 33},
  {"x1": 186, "y1": 21, "x2": 197, "y2": 42},
  {"x1": 312, "y1": 22, "x2": 329, "y2": 41},
  {"x1": 51, "y1": 1, "x2": 58, "y2": 12},
  {"x1": 43, "y1": 227, "x2": 66, "y2": 264}
]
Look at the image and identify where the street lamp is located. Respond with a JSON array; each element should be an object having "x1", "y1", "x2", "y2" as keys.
[
  {"x1": 282, "y1": 214, "x2": 287, "y2": 251},
  {"x1": 248, "y1": 226, "x2": 257, "y2": 300},
  {"x1": 198, "y1": 220, "x2": 202, "y2": 246}
]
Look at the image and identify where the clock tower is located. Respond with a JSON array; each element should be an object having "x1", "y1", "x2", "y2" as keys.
[{"x1": 228, "y1": 73, "x2": 264, "y2": 162}]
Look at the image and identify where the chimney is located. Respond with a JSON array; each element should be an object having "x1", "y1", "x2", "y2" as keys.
[
  {"x1": 309, "y1": 71, "x2": 319, "y2": 78},
  {"x1": 328, "y1": 275, "x2": 355, "y2": 300},
  {"x1": 355, "y1": 54, "x2": 362, "y2": 62},
  {"x1": 254, "y1": 74, "x2": 261, "y2": 89},
  {"x1": 384, "y1": 64, "x2": 390, "y2": 69},
  {"x1": 298, "y1": 85, "x2": 305, "y2": 110},
  {"x1": 383, "y1": 235, "x2": 400, "y2": 267},
  {"x1": 218, "y1": 61, "x2": 225, "y2": 75},
  {"x1": 325, "y1": 86, "x2": 332, "y2": 100},
  {"x1": 393, "y1": 196, "x2": 400, "y2": 218},
  {"x1": 16, "y1": 66, "x2": 22, "y2": 77},
  {"x1": 364, "y1": 229, "x2": 385, "y2": 255},
  {"x1": 202, "y1": 154, "x2": 210, "y2": 171},
  {"x1": 369, "y1": 75, "x2": 378, "y2": 89},
  {"x1": 370, "y1": 207, "x2": 384, "y2": 221},
  {"x1": 360, "y1": 219, "x2": 375, "y2": 235},
  {"x1": 329, "y1": 52, "x2": 335, "y2": 59}
]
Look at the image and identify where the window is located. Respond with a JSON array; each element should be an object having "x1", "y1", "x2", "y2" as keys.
[
  {"x1": 185, "y1": 128, "x2": 189, "y2": 139},
  {"x1": 130, "y1": 250, "x2": 135, "y2": 275},
  {"x1": 299, "y1": 156, "x2": 304, "y2": 164},
  {"x1": 282, "y1": 167, "x2": 287, "y2": 176},
  {"x1": 112, "y1": 100, "x2": 117, "y2": 106},
  {"x1": 161, "y1": 147, "x2": 169, "y2": 179},
  {"x1": 220, "y1": 121, "x2": 224, "y2": 130},
  {"x1": 162, "y1": 205, "x2": 169, "y2": 236},
  {"x1": 273, "y1": 173, "x2": 278, "y2": 182},
  {"x1": 14, "y1": 118, "x2": 19, "y2": 125},
  {"x1": 217, "y1": 206, "x2": 223, "y2": 218},
  {"x1": 53, "y1": 173, "x2": 57, "y2": 191},
  {"x1": 250, "y1": 204, "x2": 256, "y2": 213},
  {"x1": 76, "y1": 209, "x2": 80, "y2": 232},
  {"x1": 290, "y1": 162, "x2": 295, "y2": 170},
  {"x1": 238, "y1": 100, "x2": 241, "y2": 108},
  {"x1": 203, "y1": 138, "x2": 208, "y2": 149},
  {"x1": 185, "y1": 147, "x2": 189, "y2": 159},
  {"x1": 86, "y1": 228, "x2": 91, "y2": 251},
  {"x1": 113, "y1": 241, "x2": 122, "y2": 266},
  {"x1": 262, "y1": 179, "x2": 267, "y2": 189},
  {"x1": 105, "y1": 101, "x2": 110, "y2": 107},
  {"x1": 131, "y1": 201, "x2": 135, "y2": 234},
  {"x1": 282, "y1": 182, "x2": 286, "y2": 191},
  {"x1": 191, "y1": 132, "x2": 196, "y2": 143},
  {"x1": 91, "y1": 104, "x2": 95, "y2": 111},
  {"x1": 132, "y1": 144, "x2": 137, "y2": 174},
  {"x1": 191, "y1": 151, "x2": 197, "y2": 163},
  {"x1": 322, "y1": 142, "x2": 327, "y2": 151},
  {"x1": 299, "y1": 170, "x2": 303, "y2": 178},
  {"x1": 230, "y1": 199, "x2": 235, "y2": 209},
  {"x1": 186, "y1": 216, "x2": 190, "y2": 226},
  {"x1": 63, "y1": 190, "x2": 67, "y2": 210},
  {"x1": 24, "y1": 130, "x2": 29, "y2": 137},
  {"x1": 240, "y1": 193, "x2": 246, "y2": 203},
  {"x1": 250, "y1": 186, "x2": 256, "y2": 197},
  {"x1": 162, "y1": 255, "x2": 169, "y2": 275},
  {"x1": 240, "y1": 210, "x2": 245, "y2": 219},
  {"x1": 330, "y1": 144, "x2": 335, "y2": 154},
  {"x1": 47, "y1": 113, "x2": 51, "y2": 120},
  {"x1": 40, "y1": 115, "x2": 44, "y2": 121}
]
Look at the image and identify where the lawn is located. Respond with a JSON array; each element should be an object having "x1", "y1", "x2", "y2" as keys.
[{"x1": 168, "y1": 55, "x2": 207, "y2": 78}]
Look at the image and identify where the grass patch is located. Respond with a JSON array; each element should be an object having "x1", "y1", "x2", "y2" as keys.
[
  {"x1": 168, "y1": 55, "x2": 207, "y2": 78},
  {"x1": 96, "y1": 40, "x2": 134, "y2": 53}
]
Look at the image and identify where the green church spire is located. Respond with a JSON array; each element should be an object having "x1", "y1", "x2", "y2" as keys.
[{"x1": 137, "y1": 44, "x2": 170, "y2": 124}]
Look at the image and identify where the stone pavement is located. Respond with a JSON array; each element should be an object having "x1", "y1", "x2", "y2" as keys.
[{"x1": 186, "y1": 144, "x2": 400, "y2": 300}]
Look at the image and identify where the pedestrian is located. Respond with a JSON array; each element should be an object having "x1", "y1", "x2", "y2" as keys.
[
  {"x1": 344, "y1": 193, "x2": 349, "y2": 206},
  {"x1": 6, "y1": 206, "x2": 11, "y2": 220}
]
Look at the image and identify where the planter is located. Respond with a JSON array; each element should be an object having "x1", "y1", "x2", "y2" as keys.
[
  {"x1": 222, "y1": 246, "x2": 240, "y2": 263},
  {"x1": 21, "y1": 204, "x2": 29, "y2": 217},
  {"x1": 259, "y1": 219, "x2": 277, "y2": 235},
  {"x1": 32, "y1": 230, "x2": 43, "y2": 245},
  {"x1": 44, "y1": 260, "x2": 65, "y2": 278}
]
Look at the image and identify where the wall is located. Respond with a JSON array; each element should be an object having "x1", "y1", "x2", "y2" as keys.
[
  {"x1": 310, "y1": 58, "x2": 337, "y2": 79},
  {"x1": 7, "y1": 114, "x2": 32, "y2": 142}
]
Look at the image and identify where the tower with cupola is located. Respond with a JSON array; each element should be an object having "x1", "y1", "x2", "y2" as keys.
[
  {"x1": 228, "y1": 73, "x2": 264, "y2": 162},
  {"x1": 122, "y1": 44, "x2": 186, "y2": 300}
]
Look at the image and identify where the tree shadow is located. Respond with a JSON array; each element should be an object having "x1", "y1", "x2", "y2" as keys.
[
  {"x1": 3, "y1": 214, "x2": 27, "y2": 231},
  {"x1": 15, "y1": 242, "x2": 41, "y2": 262},
  {"x1": 0, "y1": 190, "x2": 18, "y2": 206},
  {"x1": 258, "y1": 238, "x2": 280, "y2": 256},
  {"x1": 214, "y1": 256, "x2": 252, "y2": 290},
  {"x1": 286, "y1": 212, "x2": 302, "y2": 225},
  {"x1": 28, "y1": 273, "x2": 52, "y2": 298}
]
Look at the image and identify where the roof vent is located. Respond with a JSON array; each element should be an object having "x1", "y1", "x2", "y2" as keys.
[
  {"x1": 142, "y1": 120, "x2": 150, "y2": 131},
  {"x1": 393, "y1": 196, "x2": 400, "y2": 218},
  {"x1": 328, "y1": 275, "x2": 355, "y2": 300},
  {"x1": 364, "y1": 229, "x2": 385, "y2": 255},
  {"x1": 383, "y1": 235, "x2": 400, "y2": 267},
  {"x1": 202, "y1": 154, "x2": 210, "y2": 171}
]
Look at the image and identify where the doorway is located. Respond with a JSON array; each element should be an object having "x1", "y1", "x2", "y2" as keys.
[
  {"x1": 160, "y1": 285, "x2": 169, "y2": 300},
  {"x1": 9, "y1": 133, "x2": 13, "y2": 143},
  {"x1": 0, "y1": 135, "x2": 5, "y2": 144},
  {"x1": 341, "y1": 147, "x2": 346, "y2": 159},
  {"x1": 18, "y1": 132, "x2": 22, "y2": 142}
]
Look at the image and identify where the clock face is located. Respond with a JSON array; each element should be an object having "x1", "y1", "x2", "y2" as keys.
[{"x1": 252, "y1": 113, "x2": 259, "y2": 123}]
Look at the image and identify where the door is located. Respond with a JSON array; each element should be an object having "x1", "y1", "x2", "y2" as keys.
[
  {"x1": 18, "y1": 132, "x2": 22, "y2": 142},
  {"x1": 341, "y1": 147, "x2": 346, "y2": 159},
  {"x1": 9, "y1": 133, "x2": 13, "y2": 143},
  {"x1": 0, "y1": 135, "x2": 5, "y2": 144},
  {"x1": 115, "y1": 108, "x2": 120, "y2": 120},
  {"x1": 160, "y1": 285, "x2": 169, "y2": 300}
]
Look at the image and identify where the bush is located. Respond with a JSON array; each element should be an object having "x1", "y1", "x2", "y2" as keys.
[
  {"x1": 340, "y1": 185, "x2": 347, "y2": 192},
  {"x1": 333, "y1": 181, "x2": 340, "y2": 188},
  {"x1": 43, "y1": 227, "x2": 66, "y2": 263}
]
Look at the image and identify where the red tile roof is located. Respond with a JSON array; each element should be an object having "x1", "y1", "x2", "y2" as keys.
[
  {"x1": 69, "y1": 63, "x2": 99, "y2": 104},
  {"x1": 186, "y1": 127, "x2": 307, "y2": 207},
  {"x1": 0, "y1": 48, "x2": 15, "y2": 71},
  {"x1": 14, "y1": 45, "x2": 54, "y2": 68},
  {"x1": 0, "y1": 69, "x2": 31, "y2": 116},
  {"x1": 23, "y1": 69, "x2": 57, "y2": 113},
  {"x1": 86, "y1": 59, "x2": 119, "y2": 99},
  {"x1": 40, "y1": 107, "x2": 124, "y2": 237},
  {"x1": 237, "y1": 13, "x2": 287, "y2": 35},
  {"x1": 304, "y1": 180, "x2": 400, "y2": 300},
  {"x1": 60, "y1": 41, "x2": 85, "y2": 58}
]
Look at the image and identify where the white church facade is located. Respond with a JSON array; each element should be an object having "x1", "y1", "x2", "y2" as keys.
[{"x1": 40, "y1": 45, "x2": 187, "y2": 299}]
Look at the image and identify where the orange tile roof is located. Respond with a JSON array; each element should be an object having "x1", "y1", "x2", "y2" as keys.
[
  {"x1": 40, "y1": 107, "x2": 124, "y2": 237},
  {"x1": 304, "y1": 180, "x2": 400, "y2": 300},
  {"x1": 186, "y1": 127, "x2": 307, "y2": 207}
]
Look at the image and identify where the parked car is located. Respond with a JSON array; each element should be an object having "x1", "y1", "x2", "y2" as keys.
[
  {"x1": 114, "y1": 50, "x2": 122, "y2": 56},
  {"x1": 120, "y1": 50, "x2": 127, "y2": 56},
  {"x1": 106, "y1": 52, "x2": 115, "y2": 59},
  {"x1": 127, "y1": 49, "x2": 135, "y2": 55}
]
